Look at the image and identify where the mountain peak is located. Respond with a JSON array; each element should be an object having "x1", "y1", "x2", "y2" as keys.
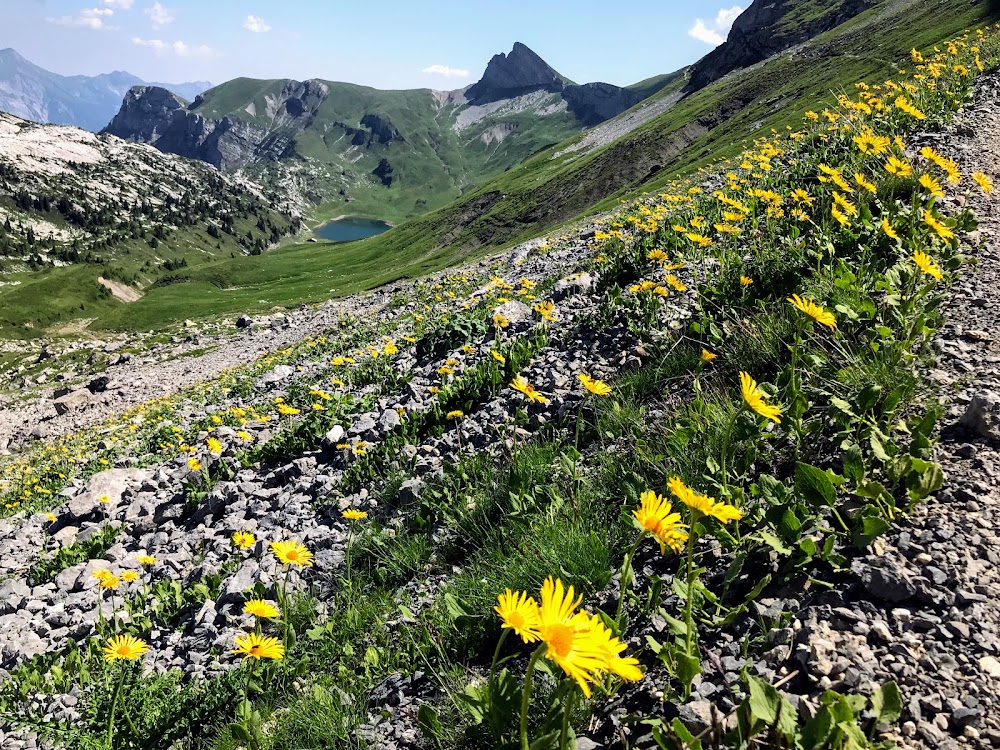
[{"x1": 465, "y1": 42, "x2": 569, "y2": 105}]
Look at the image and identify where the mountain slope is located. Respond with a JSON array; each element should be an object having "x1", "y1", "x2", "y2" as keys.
[
  {"x1": 102, "y1": 44, "x2": 657, "y2": 223},
  {"x1": 0, "y1": 113, "x2": 299, "y2": 334},
  {"x1": 0, "y1": 48, "x2": 210, "y2": 132},
  {"x1": 77, "y1": 0, "x2": 1000, "y2": 335}
]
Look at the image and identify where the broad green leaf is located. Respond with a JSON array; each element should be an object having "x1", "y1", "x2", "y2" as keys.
[
  {"x1": 795, "y1": 462, "x2": 838, "y2": 508},
  {"x1": 871, "y1": 681, "x2": 903, "y2": 724},
  {"x1": 417, "y1": 704, "x2": 444, "y2": 740}
]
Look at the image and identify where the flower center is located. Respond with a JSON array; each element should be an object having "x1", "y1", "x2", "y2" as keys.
[
  {"x1": 546, "y1": 623, "x2": 574, "y2": 659},
  {"x1": 116, "y1": 646, "x2": 129, "y2": 656},
  {"x1": 508, "y1": 612, "x2": 525, "y2": 630},
  {"x1": 250, "y1": 645, "x2": 262, "y2": 655}
]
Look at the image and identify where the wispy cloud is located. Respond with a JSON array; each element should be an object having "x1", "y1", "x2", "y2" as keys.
[
  {"x1": 102, "y1": 0, "x2": 135, "y2": 9},
  {"x1": 146, "y1": 2, "x2": 175, "y2": 28},
  {"x1": 243, "y1": 14, "x2": 271, "y2": 33},
  {"x1": 688, "y1": 5, "x2": 744, "y2": 46},
  {"x1": 47, "y1": 7, "x2": 115, "y2": 30},
  {"x1": 421, "y1": 64, "x2": 471, "y2": 79},
  {"x1": 132, "y1": 37, "x2": 217, "y2": 58}
]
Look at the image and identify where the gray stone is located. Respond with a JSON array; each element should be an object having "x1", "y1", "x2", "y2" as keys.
[
  {"x1": 962, "y1": 391, "x2": 1000, "y2": 443},
  {"x1": 53, "y1": 389, "x2": 91, "y2": 416},
  {"x1": 378, "y1": 409, "x2": 401, "y2": 433}
]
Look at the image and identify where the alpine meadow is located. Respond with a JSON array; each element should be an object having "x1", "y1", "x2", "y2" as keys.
[{"x1": 2, "y1": 2, "x2": 1000, "y2": 750}]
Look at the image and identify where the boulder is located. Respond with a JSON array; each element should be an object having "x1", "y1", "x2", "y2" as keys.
[
  {"x1": 961, "y1": 391, "x2": 1000, "y2": 443},
  {"x1": 53, "y1": 389, "x2": 91, "y2": 415}
]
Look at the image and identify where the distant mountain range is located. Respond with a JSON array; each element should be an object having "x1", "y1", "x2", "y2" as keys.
[
  {"x1": 101, "y1": 42, "x2": 672, "y2": 221},
  {"x1": 0, "y1": 48, "x2": 210, "y2": 132}
]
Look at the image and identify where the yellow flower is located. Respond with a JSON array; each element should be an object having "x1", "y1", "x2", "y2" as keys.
[
  {"x1": 447, "y1": 409, "x2": 464, "y2": 420},
  {"x1": 973, "y1": 171, "x2": 994, "y2": 195},
  {"x1": 578, "y1": 374, "x2": 612, "y2": 396},
  {"x1": 277, "y1": 404, "x2": 301, "y2": 416},
  {"x1": 882, "y1": 219, "x2": 899, "y2": 240},
  {"x1": 99, "y1": 575, "x2": 121, "y2": 590},
  {"x1": 243, "y1": 599, "x2": 280, "y2": 619},
  {"x1": 137, "y1": 555, "x2": 157, "y2": 566},
  {"x1": 740, "y1": 372, "x2": 782, "y2": 424},
  {"x1": 667, "y1": 477, "x2": 743, "y2": 524},
  {"x1": 493, "y1": 313, "x2": 510, "y2": 329},
  {"x1": 647, "y1": 249, "x2": 668, "y2": 263},
  {"x1": 490, "y1": 350, "x2": 506, "y2": 365},
  {"x1": 342, "y1": 509, "x2": 368, "y2": 521},
  {"x1": 206, "y1": 438, "x2": 223, "y2": 455},
  {"x1": 93, "y1": 569, "x2": 114, "y2": 582},
  {"x1": 535, "y1": 578, "x2": 607, "y2": 697},
  {"x1": 233, "y1": 632, "x2": 285, "y2": 661},
  {"x1": 919, "y1": 174, "x2": 944, "y2": 198},
  {"x1": 913, "y1": 249, "x2": 944, "y2": 281},
  {"x1": 854, "y1": 173, "x2": 877, "y2": 194},
  {"x1": 700, "y1": 349, "x2": 717, "y2": 363},
  {"x1": 632, "y1": 490, "x2": 688, "y2": 555},
  {"x1": 98, "y1": 494, "x2": 111, "y2": 505},
  {"x1": 103, "y1": 634, "x2": 149, "y2": 662},
  {"x1": 510, "y1": 376, "x2": 548, "y2": 405},
  {"x1": 787, "y1": 294, "x2": 837, "y2": 330},
  {"x1": 121, "y1": 570, "x2": 139, "y2": 583},
  {"x1": 270, "y1": 540, "x2": 314, "y2": 568},
  {"x1": 45, "y1": 512, "x2": 57, "y2": 523},
  {"x1": 831, "y1": 206, "x2": 852, "y2": 228},
  {"x1": 232, "y1": 530, "x2": 256, "y2": 549},
  {"x1": 740, "y1": 276, "x2": 753, "y2": 287},
  {"x1": 534, "y1": 301, "x2": 557, "y2": 323},
  {"x1": 923, "y1": 210, "x2": 955, "y2": 241},
  {"x1": 853, "y1": 129, "x2": 890, "y2": 155},
  {"x1": 495, "y1": 589, "x2": 541, "y2": 643},
  {"x1": 884, "y1": 156, "x2": 913, "y2": 178}
]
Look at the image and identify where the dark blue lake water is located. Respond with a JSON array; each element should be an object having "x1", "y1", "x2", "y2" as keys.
[{"x1": 314, "y1": 217, "x2": 392, "y2": 242}]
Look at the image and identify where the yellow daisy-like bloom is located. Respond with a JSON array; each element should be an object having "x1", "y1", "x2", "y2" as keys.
[
  {"x1": 578, "y1": 374, "x2": 612, "y2": 396},
  {"x1": 121, "y1": 570, "x2": 139, "y2": 583},
  {"x1": 510, "y1": 376, "x2": 548, "y2": 405},
  {"x1": 232, "y1": 530, "x2": 256, "y2": 549},
  {"x1": 700, "y1": 349, "x2": 717, "y2": 363},
  {"x1": 923, "y1": 210, "x2": 955, "y2": 241},
  {"x1": 882, "y1": 219, "x2": 899, "y2": 240},
  {"x1": 447, "y1": 410, "x2": 464, "y2": 420},
  {"x1": 633, "y1": 490, "x2": 689, "y2": 555},
  {"x1": 493, "y1": 313, "x2": 510, "y2": 329},
  {"x1": 494, "y1": 589, "x2": 541, "y2": 643},
  {"x1": 740, "y1": 371, "x2": 782, "y2": 424},
  {"x1": 647, "y1": 249, "x2": 668, "y2": 263},
  {"x1": 277, "y1": 404, "x2": 301, "y2": 417},
  {"x1": 854, "y1": 173, "x2": 877, "y2": 194},
  {"x1": 919, "y1": 174, "x2": 945, "y2": 198},
  {"x1": 536, "y1": 578, "x2": 606, "y2": 697},
  {"x1": 787, "y1": 294, "x2": 837, "y2": 330},
  {"x1": 270, "y1": 540, "x2": 314, "y2": 569},
  {"x1": 188, "y1": 457, "x2": 202, "y2": 472},
  {"x1": 534, "y1": 301, "x2": 558, "y2": 323},
  {"x1": 137, "y1": 555, "x2": 157, "y2": 566},
  {"x1": 740, "y1": 276, "x2": 753, "y2": 287},
  {"x1": 99, "y1": 575, "x2": 121, "y2": 590},
  {"x1": 103, "y1": 634, "x2": 149, "y2": 662},
  {"x1": 831, "y1": 206, "x2": 852, "y2": 228},
  {"x1": 45, "y1": 512, "x2": 58, "y2": 523},
  {"x1": 973, "y1": 171, "x2": 994, "y2": 195},
  {"x1": 206, "y1": 438, "x2": 223, "y2": 455},
  {"x1": 233, "y1": 632, "x2": 285, "y2": 661},
  {"x1": 587, "y1": 616, "x2": 644, "y2": 682},
  {"x1": 98, "y1": 494, "x2": 112, "y2": 505},
  {"x1": 667, "y1": 477, "x2": 743, "y2": 524},
  {"x1": 342, "y1": 509, "x2": 368, "y2": 521},
  {"x1": 93, "y1": 569, "x2": 114, "y2": 582},
  {"x1": 490, "y1": 350, "x2": 506, "y2": 365},
  {"x1": 913, "y1": 249, "x2": 944, "y2": 281},
  {"x1": 243, "y1": 599, "x2": 280, "y2": 619}
]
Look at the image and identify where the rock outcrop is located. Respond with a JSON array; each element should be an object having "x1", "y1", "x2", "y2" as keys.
[
  {"x1": 464, "y1": 42, "x2": 569, "y2": 104},
  {"x1": 685, "y1": 0, "x2": 879, "y2": 92}
]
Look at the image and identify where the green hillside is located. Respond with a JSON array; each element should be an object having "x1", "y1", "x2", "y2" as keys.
[{"x1": 78, "y1": 0, "x2": 1000, "y2": 334}]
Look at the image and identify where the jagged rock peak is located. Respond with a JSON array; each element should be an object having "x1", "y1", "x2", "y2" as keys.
[
  {"x1": 103, "y1": 86, "x2": 189, "y2": 145},
  {"x1": 465, "y1": 42, "x2": 568, "y2": 105}
]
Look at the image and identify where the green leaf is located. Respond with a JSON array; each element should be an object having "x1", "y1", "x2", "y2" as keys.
[
  {"x1": 758, "y1": 529, "x2": 792, "y2": 556},
  {"x1": 740, "y1": 676, "x2": 797, "y2": 740},
  {"x1": 857, "y1": 384, "x2": 883, "y2": 413},
  {"x1": 795, "y1": 462, "x2": 838, "y2": 509},
  {"x1": 869, "y1": 434, "x2": 892, "y2": 462},
  {"x1": 871, "y1": 681, "x2": 903, "y2": 724},
  {"x1": 229, "y1": 723, "x2": 252, "y2": 743},
  {"x1": 311, "y1": 684, "x2": 333, "y2": 707},
  {"x1": 830, "y1": 397, "x2": 856, "y2": 417},
  {"x1": 417, "y1": 704, "x2": 444, "y2": 740},
  {"x1": 843, "y1": 445, "x2": 866, "y2": 485}
]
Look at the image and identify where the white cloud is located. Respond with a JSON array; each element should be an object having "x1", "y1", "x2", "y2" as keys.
[
  {"x1": 688, "y1": 5, "x2": 744, "y2": 47},
  {"x1": 146, "y1": 2, "x2": 175, "y2": 28},
  {"x1": 103, "y1": 0, "x2": 135, "y2": 8},
  {"x1": 132, "y1": 37, "x2": 217, "y2": 58},
  {"x1": 47, "y1": 7, "x2": 115, "y2": 30},
  {"x1": 421, "y1": 64, "x2": 471, "y2": 79},
  {"x1": 243, "y1": 14, "x2": 271, "y2": 33}
]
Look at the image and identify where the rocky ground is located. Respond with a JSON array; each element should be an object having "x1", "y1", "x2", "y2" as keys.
[{"x1": 1, "y1": 72, "x2": 1000, "y2": 750}]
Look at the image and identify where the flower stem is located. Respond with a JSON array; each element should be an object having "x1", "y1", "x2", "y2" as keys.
[
  {"x1": 520, "y1": 645, "x2": 546, "y2": 750},
  {"x1": 559, "y1": 688, "x2": 577, "y2": 750},
  {"x1": 683, "y1": 523, "x2": 699, "y2": 658},
  {"x1": 487, "y1": 629, "x2": 510, "y2": 727},
  {"x1": 614, "y1": 532, "x2": 646, "y2": 628},
  {"x1": 106, "y1": 665, "x2": 126, "y2": 748}
]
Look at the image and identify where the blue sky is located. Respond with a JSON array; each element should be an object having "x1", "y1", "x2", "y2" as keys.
[{"x1": 10, "y1": 1, "x2": 746, "y2": 88}]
